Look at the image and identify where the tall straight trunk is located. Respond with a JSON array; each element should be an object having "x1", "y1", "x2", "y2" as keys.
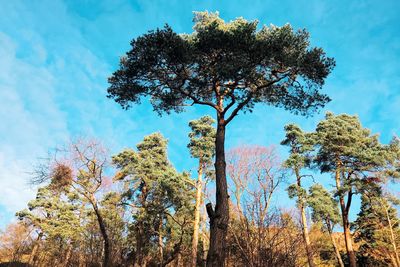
[
  {"x1": 384, "y1": 203, "x2": 400, "y2": 267},
  {"x1": 201, "y1": 197, "x2": 208, "y2": 267},
  {"x1": 159, "y1": 219, "x2": 164, "y2": 266},
  {"x1": 206, "y1": 113, "x2": 229, "y2": 267},
  {"x1": 191, "y1": 162, "x2": 203, "y2": 267},
  {"x1": 135, "y1": 183, "x2": 148, "y2": 267},
  {"x1": 335, "y1": 164, "x2": 356, "y2": 267},
  {"x1": 90, "y1": 196, "x2": 111, "y2": 267},
  {"x1": 326, "y1": 219, "x2": 344, "y2": 267},
  {"x1": 295, "y1": 169, "x2": 315, "y2": 267}
]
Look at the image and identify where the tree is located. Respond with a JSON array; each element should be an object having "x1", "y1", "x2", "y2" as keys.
[
  {"x1": 226, "y1": 145, "x2": 287, "y2": 266},
  {"x1": 112, "y1": 133, "x2": 193, "y2": 266},
  {"x1": 313, "y1": 112, "x2": 399, "y2": 267},
  {"x1": 107, "y1": 11, "x2": 334, "y2": 266},
  {"x1": 308, "y1": 184, "x2": 344, "y2": 267},
  {"x1": 353, "y1": 186, "x2": 400, "y2": 267},
  {"x1": 187, "y1": 115, "x2": 216, "y2": 267},
  {"x1": 31, "y1": 140, "x2": 113, "y2": 267},
  {"x1": 16, "y1": 185, "x2": 82, "y2": 266},
  {"x1": 0, "y1": 222, "x2": 33, "y2": 264},
  {"x1": 281, "y1": 124, "x2": 316, "y2": 267}
]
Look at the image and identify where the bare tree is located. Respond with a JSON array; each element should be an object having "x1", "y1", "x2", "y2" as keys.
[{"x1": 226, "y1": 145, "x2": 293, "y2": 266}]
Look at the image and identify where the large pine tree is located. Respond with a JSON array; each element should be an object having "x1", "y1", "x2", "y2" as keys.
[
  {"x1": 107, "y1": 12, "x2": 334, "y2": 265},
  {"x1": 313, "y1": 112, "x2": 399, "y2": 267}
]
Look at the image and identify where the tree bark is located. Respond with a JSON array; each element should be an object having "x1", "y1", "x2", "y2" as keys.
[
  {"x1": 29, "y1": 233, "x2": 42, "y2": 266},
  {"x1": 28, "y1": 242, "x2": 39, "y2": 266},
  {"x1": 326, "y1": 219, "x2": 344, "y2": 267},
  {"x1": 295, "y1": 169, "x2": 316, "y2": 267},
  {"x1": 63, "y1": 244, "x2": 73, "y2": 267},
  {"x1": 201, "y1": 197, "x2": 208, "y2": 267},
  {"x1": 159, "y1": 219, "x2": 164, "y2": 267},
  {"x1": 384, "y1": 202, "x2": 400, "y2": 267},
  {"x1": 79, "y1": 244, "x2": 86, "y2": 267},
  {"x1": 135, "y1": 183, "x2": 148, "y2": 267},
  {"x1": 206, "y1": 113, "x2": 229, "y2": 267},
  {"x1": 335, "y1": 164, "x2": 356, "y2": 267},
  {"x1": 191, "y1": 162, "x2": 203, "y2": 267},
  {"x1": 90, "y1": 196, "x2": 111, "y2": 267}
]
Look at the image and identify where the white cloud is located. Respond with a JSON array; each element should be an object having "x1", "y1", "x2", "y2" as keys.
[{"x1": 0, "y1": 32, "x2": 69, "y2": 223}]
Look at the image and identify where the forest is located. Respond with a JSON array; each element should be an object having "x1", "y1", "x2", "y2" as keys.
[{"x1": 1, "y1": 11, "x2": 399, "y2": 267}]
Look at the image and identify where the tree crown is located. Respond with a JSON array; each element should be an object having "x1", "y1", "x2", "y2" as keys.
[
  {"x1": 108, "y1": 11, "x2": 335, "y2": 124},
  {"x1": 187, "y1": 115, "x2": 216, "y2": 164}
]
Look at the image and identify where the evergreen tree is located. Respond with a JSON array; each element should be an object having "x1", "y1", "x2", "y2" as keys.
[
  {"x1": 353, "y1": 186, "x2": 400, "y2": 267},
  {"x1": 282, "y1": 124, "x2": 316, "y2": 267},
  {"x1": 308, "y1": 184, "x2": 344, "y2": 267},
  {"x1": 107, "y1": 12, "x2": 334, "y2": 265},
  {"x1": 313, "y1": 112, "x2": 399, "y2": 267},
  {"x1": 16, "y1": 186, "x2": 81, "y2": 266},
  {"x1": 188, "y1": 115, "x2": 216, "y2": 267},
  {"x1": 30, "y1": 140, "x2": 114, "y2": 267},
  {"x1": 112, "y1": 133, "x2": 193, "y2": 266}
]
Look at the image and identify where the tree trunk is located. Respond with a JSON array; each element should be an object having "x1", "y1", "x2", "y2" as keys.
[
  {"x1": 191, "y1": 162, "x2": 203, "y2": 267},
  {"x1": 206, "y1": 113, "x2": 229, "y2": 267},
  {"x1": 201, "y1": 197, "x2": 208, "y2": 267},
  {"x1": 335, "y1": 165, "x2": 356, "y2": 267},
  {"x1": 326, "y1": 219, "x2": 344, "y2": 267},
  {"x1": 29, "y1": 242, "x2": 39, "y2": 266},
  {"x1": 389, "y1": 254, "x2": 399, "y2": 267},
  {"x1": 296, "y1": 169, "x2": 315, "y2": 267},
  {"x1": 63, "y1": 244, "x2": 73, "y2": 267},
  {"x1": 29, "y1": 233, "x2": 42, "y2": 266},
  {"x1": 159, "y1": 219, "x2": 164, "y2": 267},
  {"x1": 91, "y1": 196, "x2": 111, "y2": 267},
  {"x1": 300, "y1": 203, "x2": 315, "y2": 267},
  {"x1": 384, "y1": 203, "x2": 400, "y2": 267},
  {"x1": 135, "y1": 183, "x2": 148, "y2": 267},
  {"x1": 79, "y1": 245, "x2": 86, "y2": 267}
]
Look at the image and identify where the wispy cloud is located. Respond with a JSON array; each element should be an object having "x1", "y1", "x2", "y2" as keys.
[{"x1": 0, "y1": 0, "x2": 399, "y2": 227}]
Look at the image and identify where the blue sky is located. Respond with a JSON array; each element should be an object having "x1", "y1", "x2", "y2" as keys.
[{"x1": 1, "y1": 0, "x2": 400, "y2": 229}]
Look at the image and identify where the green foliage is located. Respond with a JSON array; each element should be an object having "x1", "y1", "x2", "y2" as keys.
[
  {"x1": 112, "y1": 133, "x2": 194, "y2": 264},
  {"x1": 315, "y1": 113, "x2": 391, "y2": 174},
  {"x1": 281, "y1": 123, "x2": 314, "y2": 170},
  {"x1": 108, "y1": 11, "x2": 334, "y2": 117},
  {"x1": 312, "y1": 112, "x2": 400, "y2": 202},
  {"x1": 308, "y1": 184, "x2": 341, "y2": 227},
  {"x1": 286, "y1": 184, "x2": 307, "y2": 202},
  {"x1": 353, "y1": 188, "x2": 400, "y2": 265},
  {"x1": 16, "y1": 185, "x2": 81, "y2": 244},
  {"x1": 188, "y1": 115, "x2": 216, "y2": 165}
]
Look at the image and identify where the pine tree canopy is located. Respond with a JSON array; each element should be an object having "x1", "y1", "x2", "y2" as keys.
[
  {"x1": 188, "y1": 115, "x2": 216, "y2": 164},
  {"x1": 107, "y1": 11, "x2": 335, "y2": 121}
]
